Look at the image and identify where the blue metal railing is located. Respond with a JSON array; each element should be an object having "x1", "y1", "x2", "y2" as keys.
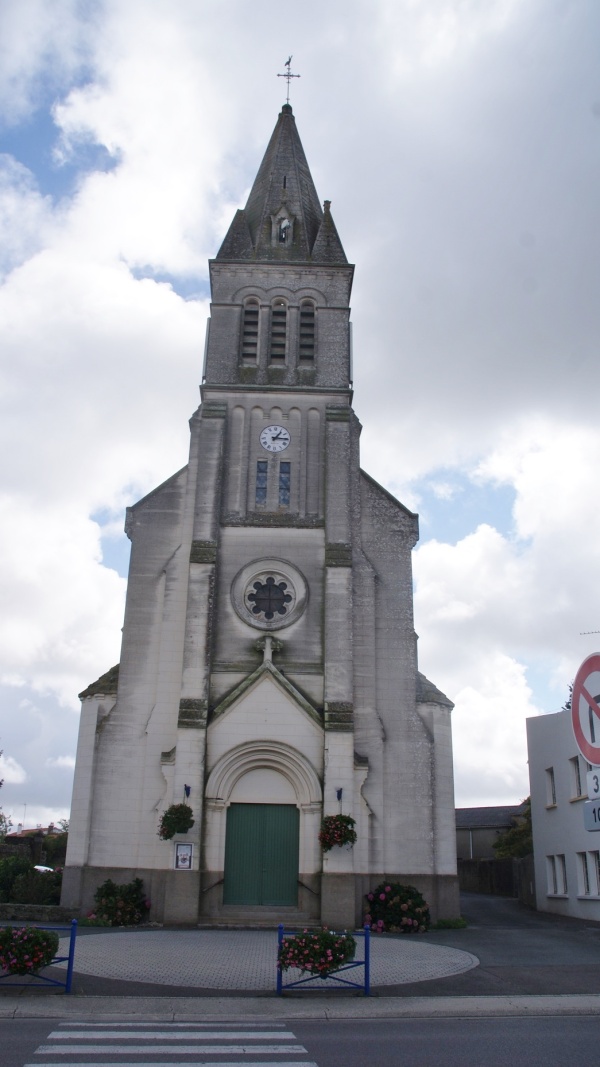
[
  {"x1": 0, "y1": 918, "x2": 77, "y2": 994},
  {"x1": 276, "y1": 923, "x2": 370, "y2": 995}
]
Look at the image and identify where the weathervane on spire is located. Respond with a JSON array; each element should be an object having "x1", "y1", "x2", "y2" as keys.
[{"x1": 277, "y1": 56, "x2": 300, "y2": 104}]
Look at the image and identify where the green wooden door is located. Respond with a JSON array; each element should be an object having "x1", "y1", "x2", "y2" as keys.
[{"x1": 223, "y1": 803, "x2": 299, "y2": 906}]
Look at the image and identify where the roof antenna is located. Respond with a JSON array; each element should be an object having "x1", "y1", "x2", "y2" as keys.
[{"x1": 277, "y1": 56, "x2": 300, "y2": 105}]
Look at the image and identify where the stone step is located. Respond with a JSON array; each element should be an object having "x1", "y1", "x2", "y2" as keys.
[{"x1": 198, "y1": 907, "x2": 319, "y2": 930}]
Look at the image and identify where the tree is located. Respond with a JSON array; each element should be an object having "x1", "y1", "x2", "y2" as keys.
[
  {"x1": 0, "y1": 743, "x2": 10, "y2": 839},
  {"x1": 561, "y1": 685, "x2": 573, "y2": 714},
  {"x1": 492, "y1": 799, "x2": 533, "y2": 858}
]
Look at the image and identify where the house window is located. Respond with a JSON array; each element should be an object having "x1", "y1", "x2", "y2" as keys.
[
  {"x1": 241, "y1": 300, "x2": 259, "y2": 360},
  {"x1": 545, "y1": 767, "x2": 556, "y2": 806},
  {"x1": 547, "y1": 854, "x2": 568, "y2": 895},
  {"x1": 547, "y1": 855, "x2": 558, "y2": 895},
  {"x1": 558, "y1": 853, "x2": 568, "y2": 894},
  {"x1": 279, "y1": 461, "x2": 290, "y2": 507},
  {"x1": 255, "y1": 461, "x2": 268, "y2": 507},
  {"x1": 578, "y1": 852, "x2": 591, "y2": 895},
  {"x1": 299, "y1": 301, "x2": 315, "y2": 360},
  {"x1": 270, "y1": 301, "x2": 287, "y2": 360},
  {"x1": 570, "y1": 756, "x2": 583, "y2": 799},
  {"x1": 591, "y1": 851, "x2": 600, "y2": 894}
]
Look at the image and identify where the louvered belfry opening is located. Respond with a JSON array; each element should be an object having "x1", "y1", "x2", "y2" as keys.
[
  {"x1": 299, "y1": 301, "x2": 315, "y2": 360},
  {"x1": 241, "y1": 299, "x2": 259, "y2": 359},
  {"x1": 270, "y1": 301, "x2": 287, "y2": 360}
]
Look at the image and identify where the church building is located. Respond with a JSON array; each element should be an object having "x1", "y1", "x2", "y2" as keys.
[{"x1": 62, "y1": 103, "x2": 459, "y2": 928}]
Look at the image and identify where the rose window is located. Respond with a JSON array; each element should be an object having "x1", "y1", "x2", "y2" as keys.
[
  {"x1": 231, "y1": 558, "x2": 308, "y2": 631},
  {"x1": 247, "y1": 576, "x2": 293, "y2": 620}
]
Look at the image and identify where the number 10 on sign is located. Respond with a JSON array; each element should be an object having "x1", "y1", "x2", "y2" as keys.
[{"x1": 584, "y1": 800, "x2": 600, "y2": 832}]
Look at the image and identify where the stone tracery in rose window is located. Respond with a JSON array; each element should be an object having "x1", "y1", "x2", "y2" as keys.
[{"x1": 246, "y1": 576, "x2": 293, "y2": 620}]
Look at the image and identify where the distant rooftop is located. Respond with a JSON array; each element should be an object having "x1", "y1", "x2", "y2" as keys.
[{"x1": 455, "y1": 804, "x2": 528, "y2": 830}]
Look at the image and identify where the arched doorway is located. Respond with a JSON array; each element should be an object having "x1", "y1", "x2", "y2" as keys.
[{"x1": 204, "y1": 741, "x2": 322, "y2": 911}]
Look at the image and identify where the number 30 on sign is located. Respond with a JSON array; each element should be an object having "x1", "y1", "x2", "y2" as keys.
[{"x1": 588, "y1": 769, "x2": 600, "y2": 800}]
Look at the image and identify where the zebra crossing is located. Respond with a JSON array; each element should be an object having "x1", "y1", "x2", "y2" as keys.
[{"x1": 25, "y1": 1020, "x2": 319, "y2": 1067}]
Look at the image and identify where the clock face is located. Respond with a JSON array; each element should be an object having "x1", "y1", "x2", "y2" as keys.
[{"x1": 260, "y1": 425, "x2": 291, "y2": 453}]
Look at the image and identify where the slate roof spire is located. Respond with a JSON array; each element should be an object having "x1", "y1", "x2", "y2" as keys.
[{"x1": 216, "y1": 104, "x2": 347, "y2": 265}]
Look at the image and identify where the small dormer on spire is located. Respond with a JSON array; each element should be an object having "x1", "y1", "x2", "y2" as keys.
[{"x1": 271, "y1": 200, "x2": 296, "y2": 248}]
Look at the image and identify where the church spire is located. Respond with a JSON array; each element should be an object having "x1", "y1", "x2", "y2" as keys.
[{"x1": 216, "y1": 105, "x2": 347, "y2": 265}]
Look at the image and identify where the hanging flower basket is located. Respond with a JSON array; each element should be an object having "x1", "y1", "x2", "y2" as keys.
[
  {"x1": 158, "y1": 803, "x2": 194, "y2": 840},
  {"x1": 0, "y1": 927, "x2": 59, "y2": 976},
  {"x1": 318, "y1": 814, "x2": 357, "y2": 852},
  {"x1": 278, "y1": 928, "x2": 356, "y2": 976}
]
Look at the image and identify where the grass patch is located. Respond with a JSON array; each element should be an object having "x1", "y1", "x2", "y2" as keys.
[{"x1": 432, "y1": 917, "x2": 468, "y2": 930}]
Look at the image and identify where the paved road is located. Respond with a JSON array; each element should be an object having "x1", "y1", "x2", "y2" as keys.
[{"x1": 5, "y1": 1015, "x2": 600, "y2": 1067}]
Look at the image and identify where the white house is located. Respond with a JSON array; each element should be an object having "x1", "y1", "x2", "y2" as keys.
[{"x1": 527, "y1": 708, "x2": 600, "y2": 919}]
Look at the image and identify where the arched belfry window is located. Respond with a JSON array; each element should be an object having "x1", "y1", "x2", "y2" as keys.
[
  {"x1": 241, "y1": 299, "x2": 259, "y2": 360},
  {"x1": 299, "y1": 301, "x2": 315, "y2": 360},
  {"x1": 270, "y1": 301, "x2": 287, "y2": 361}
]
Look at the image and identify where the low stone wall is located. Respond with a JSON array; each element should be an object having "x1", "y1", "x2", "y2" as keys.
[{"x1": 0, "y1": 903, "x2": 79, "y2": 923}]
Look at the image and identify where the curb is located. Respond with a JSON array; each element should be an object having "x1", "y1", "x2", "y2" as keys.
[{"x1": 2, "y1": 994, "x2": 600, "y2": 1020}]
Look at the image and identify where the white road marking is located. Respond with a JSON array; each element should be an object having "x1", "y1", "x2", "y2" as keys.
[
  {"x1": 47, "y1": 1030, "x2": 296, "y2": 1040},
  {"x1": 36, "y1": 1044, "x2": 308, "y2": 1055}
]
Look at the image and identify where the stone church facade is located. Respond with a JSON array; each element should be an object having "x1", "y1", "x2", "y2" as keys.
[{"x1": 62, "y1": 104, "x2": 459, "y2": 927}]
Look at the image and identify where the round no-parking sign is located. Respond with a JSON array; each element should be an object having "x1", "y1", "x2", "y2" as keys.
[{"x1": 572, "y1": 653, "x2": 600, "y2": 765}]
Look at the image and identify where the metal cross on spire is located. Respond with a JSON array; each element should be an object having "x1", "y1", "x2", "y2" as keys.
[{"x1": 277, "y1": 56, "x2": 300, "y2": 104}]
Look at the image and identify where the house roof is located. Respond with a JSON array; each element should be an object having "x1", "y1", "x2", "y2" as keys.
[{"x1": 455, "y1": 804, "x2": 527, "y2": 830}]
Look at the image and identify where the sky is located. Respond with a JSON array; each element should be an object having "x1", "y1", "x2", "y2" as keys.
[{"x1": 0, "y1": 0, "x2": 599, "y2": 828}]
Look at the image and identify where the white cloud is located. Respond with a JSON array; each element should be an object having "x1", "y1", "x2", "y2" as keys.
[
  {"x1": 0, "y1": 753, "x2": 27, "y2": 784},
  {"x1": 0, "y1": 0, "x2": 92, "y2": 125},
  {"x1": 0, "y1": 156, "x2": 52, "y2": 277},
  {"x1": 450, "y1": 654, "x2": 536, "y2": 806},
  {"x1": 45, "y1": 755, "x2": 76, "y2": 770}
]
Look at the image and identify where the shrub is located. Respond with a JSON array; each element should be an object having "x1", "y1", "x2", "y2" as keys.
[
  {"x1": 278, "y1": 928, "x2": 356, "y2": 977},
  {"x1": 365, "y1": 882, "x2": 430, "y2": 933},
  {"x1": 11, "y1": 868, "x2": 62, "y2": 905},
  {"x1": 158, "y1": 804, "x2": 194, "y2": 840},
  {"x1": 318, "y1": 814, "x2": 357, "y2": 852},
  {"x1": 0, "y1": 927, "x2": 59, "y2": 975},
  {"x1": 92, "y1": 877, "x2": 150, "y2": 926},
  {"x1": 0, "y1": 855, "x2": 35, "y2": 903},
  {"x1": 44, "y1": 831, "x2": 68, "y2": 867}
]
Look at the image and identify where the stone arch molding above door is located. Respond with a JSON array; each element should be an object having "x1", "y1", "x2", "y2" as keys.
[
  {"x1": 205, "y1": 740, "x2": 322, "y2": 810},
  {"x1": 204, "y1": 741, "x2": 323, "y2": 881}
]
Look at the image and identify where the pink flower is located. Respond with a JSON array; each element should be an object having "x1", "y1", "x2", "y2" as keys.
[
  {"x1": 379, "y1": 893, "x2": 386, "y2": 900},
  {"x1": 385, "y1": 885, "x2": 391, "y2": 892}
]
